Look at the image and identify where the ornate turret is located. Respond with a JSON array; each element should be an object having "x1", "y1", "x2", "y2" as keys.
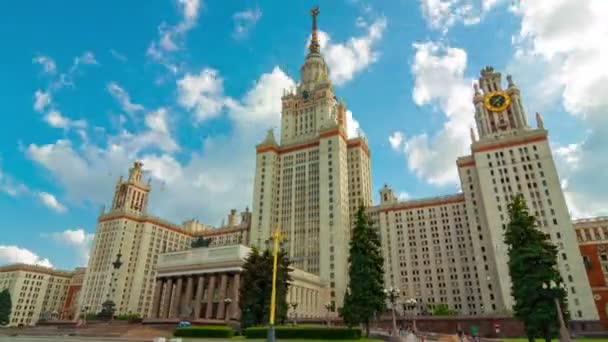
[
  {"x1": 300, "y1": 6, "x2": 328, "y2": 88},
  {"x1": 473, "y1": 67, "x2": 530, "y2": 140},
  {"x1": 109, "y1": 161, "x2": 150, "y2": 215}
]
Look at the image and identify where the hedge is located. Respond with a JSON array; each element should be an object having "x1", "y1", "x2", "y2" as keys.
[
  {"x1": 174, "y1": 325, "x2": 234, "y2": 338},
  {"x1": 243, "y1": 326, "x2": 362, "y2": 339}
]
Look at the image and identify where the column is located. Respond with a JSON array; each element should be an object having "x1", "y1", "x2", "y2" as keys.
[
  {"x1": 205, "y1": 275, "x2": 217, "y2": 319},
  {"x1": 169, "y1": 277, "x2": 183, "y2": 318},
  {"x1": 161, "y1": 278, "x2": 173, "y2": 318},
  {"x1": 194, "y1": 275, "x2": 205, "y2": 319},
  {"x1": 231, "y1": 273, "x2": 240, "y2": 319},
  {"x1": 216, "y1": 274, "x2": 229, "y2": 319},
  {"x1": 183, "y1": 276, "x2": 194, "y2": 318},
  {"x1": 151, "y1": 279, "x2": 163, "y2": 318}
]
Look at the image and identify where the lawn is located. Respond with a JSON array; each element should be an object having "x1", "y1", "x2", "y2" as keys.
[{"x1": 503, "y1": 339, "x2": 608, "y2": 342}]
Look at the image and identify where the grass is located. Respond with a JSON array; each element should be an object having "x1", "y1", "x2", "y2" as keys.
[{"x1": 503, "y1": 339, "x2": 608, "y2": 342}]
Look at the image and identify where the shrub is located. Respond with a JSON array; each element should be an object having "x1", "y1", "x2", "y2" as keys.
[
  {"x1": 174, "y1": 325, "x2": 234, "y2": 338},
  {"x1": 243, "y1": 325, "x2": 362, "y2": 339},
  {"x1": 116, "y1": 313, "x2": 142, "y2": 323}
]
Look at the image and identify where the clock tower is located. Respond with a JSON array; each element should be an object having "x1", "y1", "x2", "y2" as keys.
[
  {"x1": 473, "y1": 66, "x2": 528, "y2": 139},
  {"x1": 110, "y1": 161, "x2": 150, "y2": 215}
]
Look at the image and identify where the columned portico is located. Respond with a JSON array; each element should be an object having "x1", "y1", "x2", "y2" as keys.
[{"x1": 149, "y1": 245, "x2": 329, "y2": 322}]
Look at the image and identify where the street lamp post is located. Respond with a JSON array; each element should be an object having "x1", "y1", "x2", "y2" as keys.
[
  {"x1": 108, "y1": 253, "x2": 123, "y2": 323},
  {"x1": 542, "y1": 280, "x2": 571, "y2": 342},
  {"x1": 289, "y1": 302, "x2": 298, "y2": 326},
  {"x1": 384, "y1": 287, "x2": 400, "y2": 340},
  {"x1": 224, "y1": 298, "x2": 233, "y2": 322},
  {"x1": 324, "y1": 303, "x2": 332, "y2": 326},
  {"x1": 403, "y1": 298, "x2": 418, "y2": 333},
  {"x1": 267, "y1": 228, "x2": 284, "y2": 342}
]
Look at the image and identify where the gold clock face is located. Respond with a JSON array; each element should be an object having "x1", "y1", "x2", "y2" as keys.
[{"x1": 484, "y1": 91, "x2": 511, "y2": 112}]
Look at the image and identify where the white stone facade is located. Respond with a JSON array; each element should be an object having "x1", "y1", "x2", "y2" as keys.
[
  {"x1": 249, "y1": 13, "x2": 372, "y2": 310},
  {"x1": 371, "y1": 67, "x2": 598, "y2": 320},
  {"x1": 0, "y1": 264, "x2": 74, "y2": 326}
]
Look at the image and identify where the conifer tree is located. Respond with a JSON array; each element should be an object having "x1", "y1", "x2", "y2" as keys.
[
  {"x1": 505, "y1": 194, "x2": 568, "y2": 342},
  {"x1": 0, "y1": 289, "x2": 11, "y2": 326},
  {"x1": 340, "y1": 206, "x2": 385, "y2": 337}
]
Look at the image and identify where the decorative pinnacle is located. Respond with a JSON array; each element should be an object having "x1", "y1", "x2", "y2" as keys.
[{"x1": 309, "y1": 6, "x2": 320, "y2": 53}]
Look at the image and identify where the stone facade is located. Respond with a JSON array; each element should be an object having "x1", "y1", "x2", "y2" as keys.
[
  {"x1": 574, "y1": 217, "x2": 608, "y2": 328},
  {"x1": 250, "y1": 8, "x2": 372, "y2": 312},
  {"x1": 80, "y1": 162, "x2": 252, "y2": 318},
  {"x1": 0, "y1": 264, "x2": 77, "y2": 326},
  {"x1": 150, "y1": 245, "x2": 329, "y2": 321},
  {"x1": 370, "y1": 67, "x2": 598, "y2": 321}
]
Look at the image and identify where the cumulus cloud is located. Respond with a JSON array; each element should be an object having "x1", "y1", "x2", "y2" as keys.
[
  {"x1": 38, "y1": 191, "x2": 67, "y2": 213},
  {"x1": 147, "y1": 0, "x2": 201, "y2": 74},
  {"x1": 177, "y1": 68, "x2": 228, "y2": 122},
  {"x1": 27, "y1": 67, "x2": 295, "y2": 224},
  {"x1": 43, "y1": 110, "x2": 87, "y2": 130},
  {"x1": 107, "y1": 82, "x2": 144, "y2": 115},
  {"x1": 346, "y1": 110, "x2": 363, "y2": 138},
  {"x1": 389, "y1": 131, "x2": 404, "y2": 150},
  {"x1": 32, "y1": 55, "x2": 56, "y2": 74},
  {"x1": 310, "y1": 16, "x2": 387, "y2": 85},
  {"x1": 0, "y1": 246, "x2": 53, "y2": 268},
  {"x1": 46, "y1": 228, "x2": 94, "y2": 265},
  {"x1": 34, "y1": 90, "x2": 51, "y2": 112},
  {"x1": 419, "y1": 0, "x2": 503, "y2": 33},
  {"x1": 232, "y1": 7, "x2": 262, "y2": 40},
  {"x1": 0, "y1": 163, "x2": 29, "y2": 197},
  {"x1": 391, "y1": 41, "x2": 474, "y2": 186},
  {"x1": 507, "y1": 0, "x2": 608, "y2": 217}
]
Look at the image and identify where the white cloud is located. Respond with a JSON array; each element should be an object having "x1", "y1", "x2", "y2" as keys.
[
  {"x1": 389, "y1": 131, "x2": 404, "y2": 150},
  {"x1": 0, "y1": 163, "x2": 29, "y2": 197},
  {"x1": 43, "y1": 110, "x2": 87, "y2": 130},
  {"x1": 393, "y1": 41, "x2": 474, "y2": 186},
  {"x1": 110, "y1": 49, "x2": 127, "y2": 62},
  {"x1": 32, "y1": 55, "x2": 56, "y2": 74},
  {"x1": 107, "y1": 82, "x2": 144, "y2": 115},
  {"x1": 177, "y1": 68, "x2": 228, "y2": 122},
  {"x1": 419, "y1": 0, "x2": 503, "y2": 33},
  {"x1": 508, "y1": 0, "x2": 608, "y2": 218},
  {"x1": 47, "y1": 228, "x2": 94, "y2": 266},
  {"x1": 26, "y1": 67, "x2": 294, "y2": 225},
  {"x1": 232, "y1": 7, "x2": 262, "y2": 40},
  {"x1": 310, "y1": 16, "x2": 387, "y2": 85},
  {"x1": 34, "y1": 90, "x2": 51, "y2": 112},
  {"x1": 346, "y1": 110, "x2": 363, "y2": 138},
  {"x1": 147, "y1": 0, "x2": 201, "y2": 74},
  {"x1": 0, "y1": 246, "x2": 53, "y2": 268},
  {"x1": 74, "y1": 51, "x2": 98, "y2": 66},
  {"x1": 38, "y1": 191, "x2": 67, "y2": 213},
  {"x1": 398, "y1": 192, "x2": 411, "y2": 201}
]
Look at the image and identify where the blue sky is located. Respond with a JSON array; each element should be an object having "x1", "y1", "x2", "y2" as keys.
[{"x1": 0, "y1": 0, "x2": 606, "y2": 270}]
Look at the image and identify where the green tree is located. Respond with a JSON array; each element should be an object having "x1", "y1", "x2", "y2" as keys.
[
  {"x1": 239, "y1": 246, "x2": 292, "y2": 328},
  {"x1": 97, "y1": 300, "x2": 116, "y2": 321},
  {"x1": 0, "y1": 289, "x2": 11, "y2": 326},
  {"x1": 432, "y1": 303, "x2": 458, "y2": 316},
  {"x1": 505, "y1": 194, "x2": 568, "y2": 342},
  {"x1": 339, "y1": 206, "x2": 385, "y2": 337},
  {"x1": 191, "y1": 237, "x2": 211, "y2": 248}
]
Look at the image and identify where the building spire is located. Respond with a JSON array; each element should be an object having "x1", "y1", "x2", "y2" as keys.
[{"x1": 309, "y1": 6, "x2": 320, "y2": 53}]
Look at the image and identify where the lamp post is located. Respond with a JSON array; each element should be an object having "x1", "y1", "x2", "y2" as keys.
[
  {"x1": 267, "y1": 228, "x2": 284, "y2": 342},
  {"x1": 325, "y1": 303, "x2": 332, "y2": 326},
  {"x1": 542, "y1": 280, "x2": 571, "y2": 342},
  {"x1": 403, "y1": 298, "x2": 418, "y2": 333},
  {"x1": 384, "y1": 287, "x2": 400, "y2": 340},
  {"x1": 289, "y1": 302, "x2": 298, "y2": 326},
  {"x1": 224, "y1": 298, "x2": 233, "y2": 322}
]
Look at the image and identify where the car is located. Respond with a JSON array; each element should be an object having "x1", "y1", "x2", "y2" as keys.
[{"x1": 178, "y1": 321, "x2": 191, "y2": 328}]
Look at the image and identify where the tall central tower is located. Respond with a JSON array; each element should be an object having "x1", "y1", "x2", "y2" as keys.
[{"x1": 250, "y1": 7, "x2": 372, "y2": 310}]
